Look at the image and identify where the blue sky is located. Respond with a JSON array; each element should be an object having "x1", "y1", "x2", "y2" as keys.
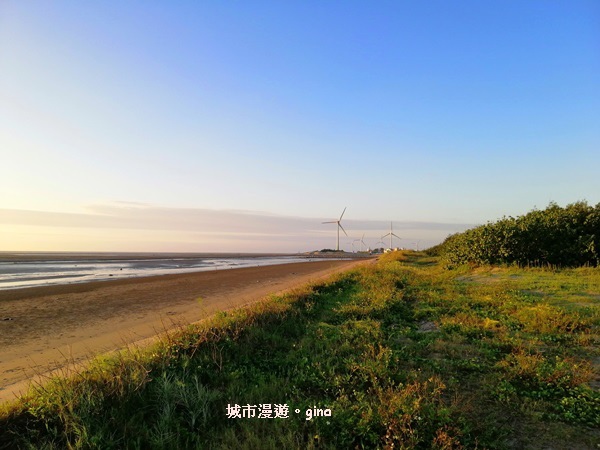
[{"x1": 1, "y1": 1, "x2": 599, "y2": 252}]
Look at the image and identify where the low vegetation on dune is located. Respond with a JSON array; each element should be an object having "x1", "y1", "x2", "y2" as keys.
[
  {"x1": 430, "y1": 201, "x2": 600, "y2": 268},
  {"x1": 1, "y1": 251, "x2": 599, "y2": 449}
]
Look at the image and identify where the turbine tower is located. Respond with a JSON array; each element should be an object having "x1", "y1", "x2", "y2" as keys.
[
  {"x1": 382, "y1": 221, "x2": 401, "y2": 249},
  {"x1": 322, "y1": 207, "x2": 348, "y2": 251}
]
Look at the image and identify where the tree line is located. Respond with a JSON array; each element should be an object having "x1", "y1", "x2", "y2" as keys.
[{"x1": 430, "y1": 201, "x2": 600, "y2": 268}]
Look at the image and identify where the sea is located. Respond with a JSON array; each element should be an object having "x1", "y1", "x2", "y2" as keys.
[{"x1": 0, "y1": 252, "x2": 332, "y2": 291}]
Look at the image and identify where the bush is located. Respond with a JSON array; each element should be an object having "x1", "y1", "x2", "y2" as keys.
[{"x1": 438, "y1": 201, "x2": 600, "y2": 268}]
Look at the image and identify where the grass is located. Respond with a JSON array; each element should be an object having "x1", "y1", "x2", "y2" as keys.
[{"x1": 1, "y1": 252, "x2": 599, "y2": 449}]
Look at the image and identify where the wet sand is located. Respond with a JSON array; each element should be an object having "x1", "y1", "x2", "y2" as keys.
[{"x1": 0, "y1": 259, "x2": 369, "y2": 403}]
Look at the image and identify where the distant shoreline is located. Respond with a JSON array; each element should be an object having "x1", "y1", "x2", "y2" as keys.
[
  {"x1": 0, "y1": 251, "x2": 295, "y2": 262},
  {"x1": 0, "y1": 251, "x2": 365, "y2": 262},
  {"x1": 0, "y1": 252, "x2": 370, "y2": 292}
]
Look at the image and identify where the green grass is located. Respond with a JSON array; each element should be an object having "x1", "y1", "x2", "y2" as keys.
[{"x1": 1, "y1": 252, "x2": 599, "y2": 449}]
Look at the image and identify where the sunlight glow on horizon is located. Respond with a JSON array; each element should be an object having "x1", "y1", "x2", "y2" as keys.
[{"x1": 0, "y1": 204, "x2": 472, "y2": 252}]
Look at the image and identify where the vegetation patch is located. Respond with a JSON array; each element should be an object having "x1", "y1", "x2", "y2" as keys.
[{"x1": 431, "y1": 201, "x2": 600, "y2": 268}]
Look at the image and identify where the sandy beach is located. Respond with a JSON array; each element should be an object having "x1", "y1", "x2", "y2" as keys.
[{"x1": 0, "y1": 259, "x2": 368, "y2": 403}]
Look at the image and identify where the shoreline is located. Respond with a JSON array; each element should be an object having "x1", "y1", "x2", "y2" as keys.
[
  {"x1": 0, "y1": 251, "x2": 295, "y2": 261},
  {"x1": 0, "y1": 251, "x2": 365, "y2": 262},
  {"x1": 0, "y1": 253, "x2": 368, "y2": 291},
  {"x1": 0, "y1": 258, "x2": 372, "y2": 403}
]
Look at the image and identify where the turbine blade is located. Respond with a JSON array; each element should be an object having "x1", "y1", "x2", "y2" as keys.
[
  {"x1": 382, "y1": 233, "x2": 390, "y2": 238},
  {"x1": 392, "y1": 233, "x2": 401, "y2": 238},
  {"x1": 322, "y1": 221, "x2": 336, "y2": 224},
  {"x1": 339, "y1": 223, "x2": 349, "y2": 236},
  {"x1": 339, "y1": 207, "x2": 347, "y2": 221}
]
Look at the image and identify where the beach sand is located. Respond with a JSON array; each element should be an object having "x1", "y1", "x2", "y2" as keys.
[{"x1": 0, "y1": 259, "x2": 367, "y2": 403}]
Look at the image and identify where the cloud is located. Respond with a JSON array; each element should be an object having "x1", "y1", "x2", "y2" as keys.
[
  {"x1": 340, "y1": 219, "x2": 474, "y2": 232},
  {"x1": 1, "y1": 204, "x2": 473, "y2": 233},
  {"x1": 0, "y1": 204, "x2": 474, "y2": 251},
  {"x1": 0, "y1": 205, "x2": 324, "y2": 239}
]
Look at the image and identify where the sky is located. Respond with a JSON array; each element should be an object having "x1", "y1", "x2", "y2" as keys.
[{"x1": 1, "y1": 1, "x2": 599, "y2": 253}]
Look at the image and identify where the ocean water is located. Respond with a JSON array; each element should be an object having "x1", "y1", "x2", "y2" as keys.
[{"x1": 0, "y1": 255, "x2": 319, "y2": 290}]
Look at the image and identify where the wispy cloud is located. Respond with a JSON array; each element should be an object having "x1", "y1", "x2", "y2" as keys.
[
  {"x1": 1, "y1": 204, "x2": 473, "y2": 232},
  {"x1": 340, "y1": 219, "x2": 475, "y2": 232},
  {"x1": 0, "y1": 204, "x2": 473, "y2": 251}
]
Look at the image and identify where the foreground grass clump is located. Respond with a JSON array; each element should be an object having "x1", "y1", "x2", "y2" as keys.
[{"x1": 1, "y1": 252, "x2": 599, "y2": 449}]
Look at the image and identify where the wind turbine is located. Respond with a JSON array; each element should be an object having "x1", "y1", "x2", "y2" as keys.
[
  {"x1": 352, "y1": 238, "x2": 361, "y2": 253},
  {"x1": 360, "y1": 233, "x2": 367, "y2": 252},
  {"x1": 322, "y1": 207, "x2": 348, "y2": 251},
  {"x1": 382, "y1": 221, "x2": 401, "y2": 249}
]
